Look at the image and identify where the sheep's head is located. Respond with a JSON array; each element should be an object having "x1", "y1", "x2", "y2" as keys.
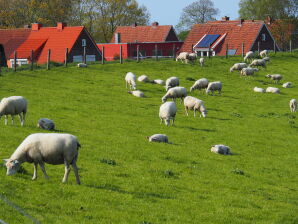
[
  {"x1": 265, "y1": 74, "x2": 271, "y2": 78},
  {"x1": 161, "y1": 96, "x2": 167, "y2": 103},
  {"x1": 190, "y1": 87, "x2": 194, "y2": 92},
  {"x1": 165, "y1": 119, "x2": 170, "y2": 126},
  {"x1": 3, "y1": 159, "x2": 20, "y2": 176}
]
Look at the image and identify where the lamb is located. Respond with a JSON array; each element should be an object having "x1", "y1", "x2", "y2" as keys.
[
  {"x1": 37, "y1": 118, "x2": 55, "y2": 131},
  {"x1": 159, "y1": 102, "x2": 177, "y2": 126},
  {"x1": 190, "y1": 78, "x2": 209, "y2": 92},
  {"x1": 4, "y1": 133, "x2": 81, "y2": 184},
  {"x1": 210, "y1": 144, "x2": 231, "y2": 155},
  {"x1": 244, "y1": 51, "x2": 254, "y2": 62},
  {"x1": 266, "y1": 87, "x2": 280, "y2": 94},
  {"x1": 187, "y1": 53, "x2": 197, "y2": 64},
  {"x1": 290, "y1": 99, "x2": 297, "y2": 112},
  {"x1": 137, "y1": 75, "x2": 150, "y2": 83},
  {"x1": 153, "y1": 79, "x2": 164, "y2": 85},
  {"x1": 77, "y1": 63, "x2": 87, "y2": 68},
  {"x1": 162, "y1": 87, "x2": 187, "y2": 103},
  {"x1": 240, "y1": 67, "x2": 259, "y2": 76},
  {"x1": 165, "y1": 76, "x2": 179, "y2": 91},
  {"x1": 206, "y1": 81, "x2": 222, "y2": 95},
  {"x1": 184, "y1": 96, "x2": 207, "y2": 117},
  {"x1": 230, "y1": 63, "x2": 247, "y2": 72},
  {"x1": 253, "y1": 87, "x2": 265, "y2": 93},
  {"x1": 0, "y1": 96, "x2": 27, "y2": 126},
  {"x1": 265, "y1": 74, "x2": 283, "y2": 83},
  {"x1": 147, "y1": 134, "x2": 169, "y2": 143},
  {"x1": 283, "y1": 82, "x2": 292, "y2": 88},
  {"x1": 176, "y1": 52, "x2": 189, "y2": 64},
  {"x1": 125, "y1": 72, "x2": 137, "y2": 90},
  {"x1": 260, "y1": 50, "x2": 268, "y2": 58},
  {"x1": 199, "y1": 57, "x2": 205, "y2": 67},
  {"x1": 128, "y1": 90, "x2": 144, "y2": 98},
  {"x1": 250, "y1": 59, "x2": 266, "y2": 68}
]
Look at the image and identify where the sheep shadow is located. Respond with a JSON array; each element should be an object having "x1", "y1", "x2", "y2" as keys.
[
  {"x1": 182, "y1": 126, "x2": 216, "y2": 132},
  {"x1": 208, "y1": 116, "x2": 231, "y2": 121}
]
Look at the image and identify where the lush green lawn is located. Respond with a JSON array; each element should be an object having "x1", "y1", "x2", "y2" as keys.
[{"x1": 0, "y1": 54, "x2": 297, "y2": 224}]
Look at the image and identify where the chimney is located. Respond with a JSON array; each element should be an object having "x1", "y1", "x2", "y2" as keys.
[
  {"x1": 57, "y1": 22, "x2": 67, "y2": 30},
  {"x1": 32, "y1": 23, "x2": 42, "y2": 31},
  {"x1": 266, "y1": 16, "x2": 273, "y2": 25},
  {"x1": 152, "y1": 22, "x2": 159, "y2": 26},
  {"x1": 115, "y1": 33, "x2": 121, "y2": 43},
  {"x1": 222, "y1": 16, "x2": 230, "y2": 21},
  {"x1": 240, "y1": 19, "x2": 245, "y2": 25},
  {"x1": 131, "y1": 22, "x2": 138, "y2": 27},
  {"x1": 24, "y1": 24, "x2": 31, "y2": 28}
]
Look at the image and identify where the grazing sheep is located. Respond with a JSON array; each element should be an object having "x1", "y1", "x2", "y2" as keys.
[
  {"x1": 260, "y1": 50, "x2": 268, "y2": 58},
  {"x1": 162, "y1": 87, "x2": 187, "y2": 103},
  {"x1": 263, "y1": 56, "x2": 270, "y2": 63},
  {"x1": 37, "y1": 118, "x2": 55, "y2": 131},
  {"x1": 187, "y1": 53, "x2": 197, "y2": 64},
  {"x1": 176, "y1": 52, "x2": 189, "y2": 63},
  {"x1": 159, "y1": 102, "x2": 177, "y2": 126},
  {"x1": 290, "y1": 99, "x2": 297, "y2": 112},
  {"x1": 165, "y1": 76, "x2": 179, "y2": 91},
  {"x1": 137, "y1": 75, "x2": 150, "y2": 83},
  {"x1": 77, "y1": 63, "x2": 87, "y2": 68},
  {"x1": 199, "y1": 57, "x2": 205, "y2": 67},
  {"x1": 265, "y1": 74, "x2": 283, "y2": 83},
  {"x1": 283, "y1": 82, "x2": 292, "y2": 88},
  {"x1": 147, "y1": 134, "x2": 169, "y2": 143},
  {"x1": 253, "y1": 87, "x2": 265, "y2": 93},
  {"x1": 125, "y1": 72, "x2": 137, "y2": 90},
  {"x1": 0, "y1": 96, "x2": 27, "y2": 126},
  {"x1": 266, "y1": 87, "x2": 280, "y2": 94},
  {"x1": 190, "y1": 78, "x2": 209, "y2": 92},
  {"x1": 206, "y1": 81, "x2": 222, "y2": 95},
  {"x1": 230, "y1": 63, "x2": 247, "y2": 72},
  {"x1": 244, "y1": 51, "x2": 254, "y2": 62},
  {"x1": 4, "y1": 133, "x2": 81, "y2": 184},
  {"x1": 250, "y1": 59, "x2": 266, "y2": 68},
  {"x1": 184, "y1": 96, "x2": 207, "y2": 117},
  {"x1": 211, "y1": 144, "x2": 231, "y2": 155},
  {"x1": 153, "y1": 79, "x2": 164, "y2": 85},
  {"x1": 128, "y1": 90, "x2": 144, "y2": 98},
  {"x1": 240, "y1": 67, "x2": 259, "y2": 76}
]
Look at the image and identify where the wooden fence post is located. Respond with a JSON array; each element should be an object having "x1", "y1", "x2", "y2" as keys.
[
  {"x1": 14, "y1": 51, "x2": 17, "y2": 72},
  {"x1": 173, "y1": 44, "x2": 176, "y2": 61},
  {"x1": 0, "y1": 66, "x2": 1, "y2": 75},
  {"x1": 191, "y1": 44, "x2": 194, "y2": 53},
  {"x1": 208, "y1": 43, "x2": 211, "y2": 59},
  {"x1": 102, "y1": 46, "x2": 105, "y2": 64},
  {"x1": 65, "y1": 48, "x2": 68, "y2": 67},
  {"x1": 47, "y1": 49, "x2": 51, "y2": 70},
  {"x1": 83, "y1": 46, "x2": 86, "y2": 64},
  {"x1": 242, "y1": 43, "x2": 245, "y2": 57},
  {"x1": 120, "y1": 45, "x2": 123, "y2": 64},
  {"x1": 290, "y1": 40, "x2": 292, "y2": 53},
  {"x1": 155, "y1": 44, "x2": 158, "y2": 61},
  {"x1": 274, "y1": 41, "x2": 276, "y2": 54},
  {"x1": 225, "y1": 44, "x2": 228, "y2": 59},
  {"x1": 137, "y1": 45, "x2": 140, "y2": 63},
  {"x1": 30, "y1": 50, "x2": 34, "y2": 71},
  {"x1": 258, "y1": 41, "x2": 260, "y2": 55}
]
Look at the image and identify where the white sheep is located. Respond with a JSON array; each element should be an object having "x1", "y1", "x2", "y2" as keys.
[
  {"x1": 282, "y1": 82, "x2": 292, "y2": 88},
  {"x1": 37, "y1": 118, "x2": 55, "y2": 130},
  {"x1": 184, "y1": 96, "x2": 207, "y2": 117},
  {"x1": 4, "y1": 133, "x2": 81, "y2": 184},
  {"x1": 244, "y1": 51, "x2": 254, "y2": 62},
  {"x1": 0, "y1": 96, "x2": 27, "y2": 126},
  {"x1": 265, "y1": 74, "x2": 283, "y2": 83},
  {"x1": 137, "y1": 75, "x2": 150, "y2": 83},
  {"x1": 266, "y1": 87, "x2": 280, "y2": 94},
  {"x1": 211, "y1": 144, "x2": 231, "y2": 155},
  {"x1": 162, "y1": 87, "x2": 187, "y2": 103},
  {"x1": 253, "y1": 87, "x2": 265, "y2": 93},
  {"x1": 263, "y1": 57, "x2": 270, "y2": 63},
  {"x1": 147, "y1": 134, "x2": 169, "y2": 143},
  {"x1": 290, "y1": 99, "x2": 297, "y2": 112},
  {"x1": 190, "y1": 78, "x2": 209, "y2": 92},
  {"x1": 153, "y1": 79, "x2": 164, "y2": 85},
  {"x1": 159, "y1": 102, "x2": 177, "y2": 126},
  {"x1": 125, "y1": 72, "x2": 137, "y2": 90},
  {"x1": 128, "y1": 90, "x2": 144, "y2": 98},
  {"x1": 250, "y1": 59, "x2": 266, "y2": 68},
  {"x1": 260, "y1": 50, "x2": 268, "y2": 58},
  {"x1": 240, "y1": 67, "x2": 259, "y2": 76},
  {"x1": 176, "y1": 52, "x2": 189, "y2": 63},
  {"x1": 230, "y1": 63, "x2": 247, "y2": 72},
  {"x1": 206, "y1": 81, "x2": 222, "y2": 95},
  {"x1": 199, "y1": 57, "x2": 205, "y2": 67},
  {"x1": 165, "y1": 77, "x2": 179, "y2": 91},
  {"x1": 77, "y1": 63, "x2": 87, "y2": 68}
]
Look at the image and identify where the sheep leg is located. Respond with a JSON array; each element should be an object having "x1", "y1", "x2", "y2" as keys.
[
  {"x1": 62, "y1": 162, "x2": 71, "y2": 183},
  {"x1": 32, "y1": 163, "x2": 38, "y2": 180},
  {"x1": 19, "y1": 114, "x2": 23, "y2": 126},
  {"x1": 4, "y1": 115, "x2": 8, "y2": 125},
  {"x1": 22, "y1": 112, "x2": 26, "y2": 126},
  {"x1": 194, "y1": 109, "x2": 196, "y2": 117},
  {"x1": 39, "y1": 163, "x2": 49, "y2": 179},
  {"x1": 160, "y1": 118, "x2": 163, "y2": 124},
  {"x1": 185, "y1": 107, "x2": 189, "y2": 116},
  {"x1": 172, "y1": 117, "x2": 175, "y2": 126},
  {"x1": 72, "y1": 162, "x2": 81, "y2": 185},
  {"x1": 11, "y1": 115, "x2": 14, "y2": 125}
]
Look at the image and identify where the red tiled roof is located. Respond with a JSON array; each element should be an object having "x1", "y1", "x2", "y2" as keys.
[
  {"x1": 110, "y1": 25, "x2": 174, "y2": 43},
  {"x1": 180, "y1": 20, "x2": 265, "y2": 56},
  {"x1": 9, "y1": 39, "x2": 47, "y2": 59}
]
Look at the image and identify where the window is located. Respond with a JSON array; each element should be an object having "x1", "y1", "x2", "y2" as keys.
[
  {"x1": 261, "y1": 34, "x2": 266, "y2": 41},
  {"x1": 82, "y1": 39, "x2": 86, "y2": 47},
  {"x1": 227, "y1": 49, "x2": 237, "y2": 55},
  {"x1": 86, "y1": 55, "x2": 96, "y2": 62},
  {"x1": 9, "y1": 59, "x2": 28, "y2": 67},
  {"x1": 73, "y1": 55, "x2": 83, "y2": 62}
]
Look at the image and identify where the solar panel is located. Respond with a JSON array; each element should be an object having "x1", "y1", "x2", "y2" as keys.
[{"x1": 195, "y1": 34, "x2": 220, "y2": 48}]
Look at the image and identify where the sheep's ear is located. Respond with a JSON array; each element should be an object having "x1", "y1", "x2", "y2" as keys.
[
  {"x1": 3, "y1": 159, "x2": 9, "y2": 163},
  {"x1": 13, "y1": 160, "x2": 19, "y2": 165}
]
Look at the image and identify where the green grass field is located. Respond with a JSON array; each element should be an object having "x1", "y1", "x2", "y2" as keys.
[{"x1": 0, "y1": 54, "x2": 297, "y2": 224}]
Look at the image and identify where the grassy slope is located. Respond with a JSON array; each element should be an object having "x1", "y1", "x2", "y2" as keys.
[{"x1": 0, "y1": 54, "x2": 297, "y2": 224}]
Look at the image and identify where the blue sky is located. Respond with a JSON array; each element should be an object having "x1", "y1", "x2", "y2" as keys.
[{"x1": 137, "y1": 0, "x2": 240, "y2": 26}]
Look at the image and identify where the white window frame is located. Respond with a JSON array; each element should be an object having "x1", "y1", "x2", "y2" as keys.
[
  {"x1": 9, "y1": 58, "x2": 28, "y2": 67},
  {"x1": 82, "y1": 39, "x2": 86, "y2": 47},
  {"x1": 262, "y1": 33, "x2": 266, "y2": 41}
]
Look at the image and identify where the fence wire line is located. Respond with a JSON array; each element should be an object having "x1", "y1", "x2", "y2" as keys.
[{"x1": 0, "y1": 194, "x2": 40, "y2": 224}]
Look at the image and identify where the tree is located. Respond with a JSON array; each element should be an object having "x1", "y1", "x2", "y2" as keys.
[{"x1": 176, "y1": 0, "x2": 219, "y2": 32}]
